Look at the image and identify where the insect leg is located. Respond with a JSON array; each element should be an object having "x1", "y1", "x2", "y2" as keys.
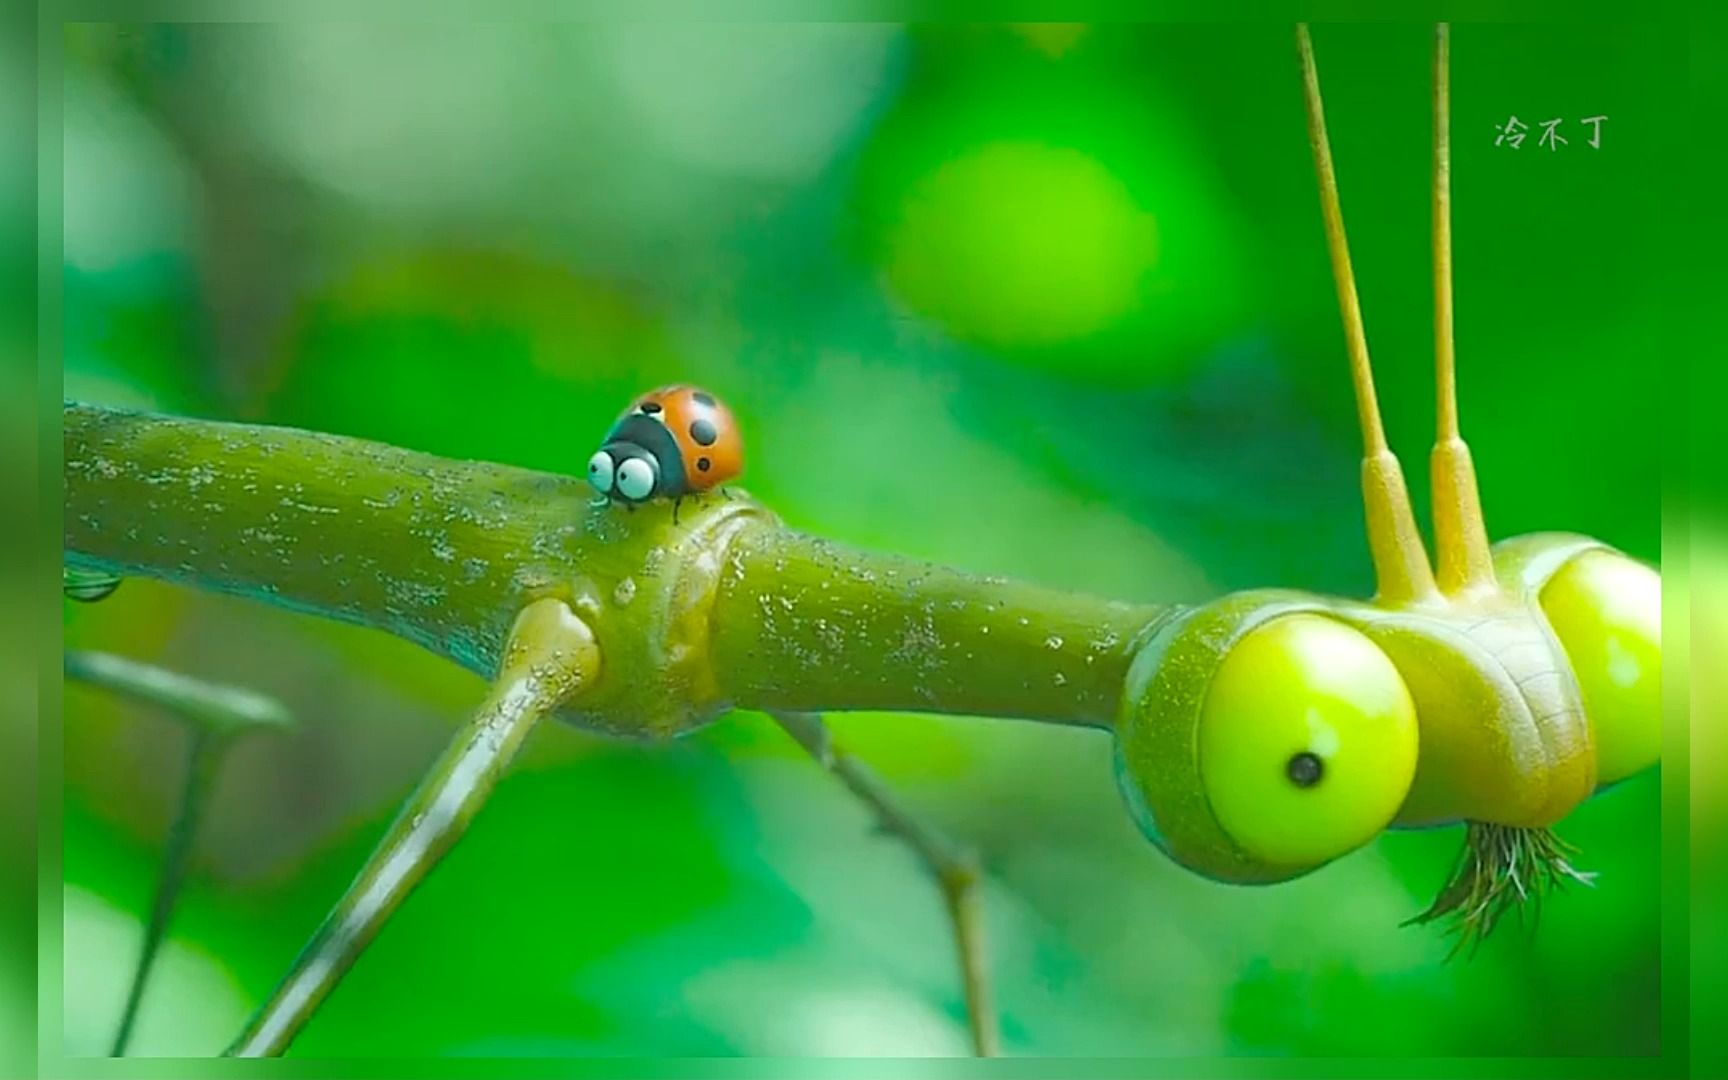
[{"x1": 769, "y1": 711, "x2": 999, "y2": 1056}]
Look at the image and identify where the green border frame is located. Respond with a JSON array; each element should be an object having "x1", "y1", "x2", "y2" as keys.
[{"x1": 35, "y1": 3, "x2": 1693, "y2": 1078}]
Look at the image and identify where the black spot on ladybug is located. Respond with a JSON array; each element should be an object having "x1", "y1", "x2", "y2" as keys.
[
  {"x1": 689, "y1": 418, "x2": 718, "y2": 446},
  {"x1": 692, "y1": 391, "x2": 716, "y2": 407},
  {"x1": 697, "y1": 457, "x2": 711, "y2": 472},
  {"x1": 638, "y1": 401, "x2": 663, "y2": 415}
]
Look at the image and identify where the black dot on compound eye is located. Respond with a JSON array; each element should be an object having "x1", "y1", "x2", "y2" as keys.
[
  {"x1": 692, "y1": 391, "x2": 716, "y2": 406},
  {"x1": 689, "y1": 418, "x2": 718, "y2": 446},
  {"x1": 1286, "y1": 752, "x2": 1324, "y2": 788},
  {"x1": 639, "y1": 401, "x2": 662, "y2": 415},
  {"x1": 697, "y1": 457, "x2": 711, "y2": 472}
]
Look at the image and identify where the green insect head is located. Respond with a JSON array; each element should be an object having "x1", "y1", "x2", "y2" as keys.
[
  {"x1": 1110, "y1": 535, "x2": 1661, "y2": 893},
  {"x1": 1105, "y1": 26, "x2": 1662, "y2": 943}
]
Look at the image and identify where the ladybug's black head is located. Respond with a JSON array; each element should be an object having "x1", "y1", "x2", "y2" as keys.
[
  {"x1": 587, "y1": 414, "x2": 687, "y2": 503},
  {"x1": 587, "y1": 442, "x2": 656, "y2": 503}
]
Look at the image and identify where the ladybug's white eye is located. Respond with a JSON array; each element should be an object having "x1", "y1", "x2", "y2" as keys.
[
  {"x1": 586, "y1": 452, "x2": 615, "y2": 495},
  {"x1": 615, "y1": 456, "x2": 656, "y2": 501}
]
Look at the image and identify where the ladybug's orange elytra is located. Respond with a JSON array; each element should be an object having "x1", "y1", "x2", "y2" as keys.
[{"x1": 586, "y1": 386, "x2": 743, "y2": 508}]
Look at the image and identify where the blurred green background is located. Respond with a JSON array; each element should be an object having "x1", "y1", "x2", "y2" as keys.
[{"x1": 58, "y1": 23, "x2": 1663, "y2": 1058}]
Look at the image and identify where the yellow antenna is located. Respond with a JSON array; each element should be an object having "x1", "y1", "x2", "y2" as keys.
[
  {"x1": 1428, "y1": 22, "x2": 1497, "y2": 594},
  {"x1": 1295, "y1": 23, "x2": 1437, "y2": 604}
]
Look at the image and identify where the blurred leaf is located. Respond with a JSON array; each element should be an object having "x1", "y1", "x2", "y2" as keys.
[{"x1": 849, "y1": 26, "x2": 1246, "y2": 380}]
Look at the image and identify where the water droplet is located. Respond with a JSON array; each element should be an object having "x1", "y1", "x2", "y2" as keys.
[
  {"x1": 1045, "y1": 635, "x2": 1064, "y2": 650},
  {"x1": 613, "y1": 577, "x2": 637, "y2": 607},
  {"x1": 63, "y1": 568, "x2": 121, "y2": 603},
  {"x1": 979, "y1": 625, "x2": 990, "y2": 635},
  {"x1": 1053, "y1": 672, "x2": 1068, "y2": 687}
]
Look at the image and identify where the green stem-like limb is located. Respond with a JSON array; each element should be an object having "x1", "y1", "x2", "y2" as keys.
[
  {"x1": 65, "y1": 403, "x2": 1177, "y2": 734},
  {"x1": 63, "y1": 649, "x2": 292, "y2": 1054},
  {"x1": 65, "y1": 403, "x2": 598, "y2": 679},
  {"x1": 770, "y1": 711, "x2": 999, "y2": 1057},
  {"x1": 225, "y1": 597, "x2": 600, "y2": 1057},
  {"x1": 108, "y1": 728, "x2": 218, "y2": 1056},
  {"x1": 64, "y1": 650, "x2": 293, "y2": 739},
  {"x1": 714, "y1": 529, "x2": 1170, "y2": 729}
]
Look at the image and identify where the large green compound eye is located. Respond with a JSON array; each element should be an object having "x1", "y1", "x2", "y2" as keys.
[
  {"x1": 1198, "y1": 614, "x2": 1419, "y2": 869},
  {"x1": 1538, "y1": 549, "x2": 1661, "y2": 786}
]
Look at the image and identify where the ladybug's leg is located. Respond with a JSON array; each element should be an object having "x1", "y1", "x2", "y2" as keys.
[
  {"x1": 718, "y1": 487, "x2": 733, "y2": 502},
  {"x1": 624, "y1": 502, "x2": 635, "y2": 514},
  {"x1": 672, "y1": 497, "x2": 683, "y2": 526}
]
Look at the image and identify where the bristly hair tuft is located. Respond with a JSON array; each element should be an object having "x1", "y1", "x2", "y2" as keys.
[{"x1": 1406, "y1": 821, "x2": 1596, "y2": 959}]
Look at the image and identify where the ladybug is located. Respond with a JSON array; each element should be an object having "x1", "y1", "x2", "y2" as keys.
[{"x1": 587, "y1": 385, "x2": 743, "y2": 519}]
